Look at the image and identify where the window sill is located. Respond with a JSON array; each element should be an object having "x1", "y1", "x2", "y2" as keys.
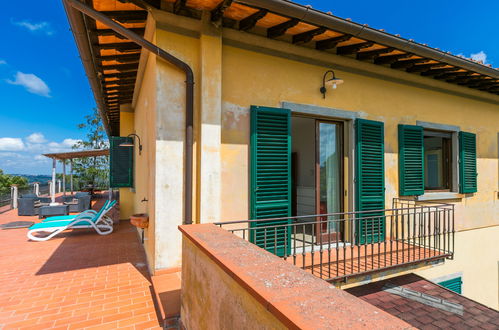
[{"x1": 415, "y1": 192, "x2": 464, "y2": 201}]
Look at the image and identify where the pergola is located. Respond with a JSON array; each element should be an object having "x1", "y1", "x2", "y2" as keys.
[{"x1": 43, "y1": 149, "x2": 110, "y2": 203}]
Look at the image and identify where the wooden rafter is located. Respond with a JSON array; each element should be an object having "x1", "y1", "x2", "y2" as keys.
[
  {"x1": 374, "y1": 53, "x2": 412, "y2": 65},
  {"x1": 94, "y1": 28, "x2": 144, "y2": 37},
  {"x1": 97, "y1": 53, "x2": 141, "y2": 63},
  {"x1": 239, "y1": 9, "x2": 268, "y2": 31},
  {"x1": 96, "y1": 42, "x2": 141, "y2": 52},
  {"x1": 391, "y1": 58, "x2": 429, "y2": 69},
  {"x1": 173, "y1": 0, "x2": 187, "y2": 14},
  {"x1": 336, "y1": 42, "x2": 373, "y2": 55},
  {"x1": 211, "y1": 0, "x2": 233, "y2": 22},
  {"x1": 406, "y1": 63, "x2": 447, "y2": 73},
  {"x1": 357, "y1": 47, "x2": 395, "y2": 60},
  {"x1": 292, "y1": 27, "x2": 326, "y2": 44},
  {"x1": 267, "y1": 18, "x2": 300, "y2": 39},
  {"x1": 99, "y1": 11, "x2": 147, "y2": 23},
  {"x1": 315, "y1": 34, "x2": 352, "y2": 50}
]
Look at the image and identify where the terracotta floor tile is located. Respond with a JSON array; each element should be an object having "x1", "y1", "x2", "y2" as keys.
[{"x1": 0, "y1": 195, "x2": 161, "y2": 329}]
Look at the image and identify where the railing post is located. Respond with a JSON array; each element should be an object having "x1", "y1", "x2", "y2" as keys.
[
  {"x1": 34, "y1": 182, "x2": 40, "y2": 196},
  {"x1": 57, "y1": 179, "x2": 62, "y2": 194},
  {"x1": 11, "y1": 185, "x2": 18, "y2": 209}
]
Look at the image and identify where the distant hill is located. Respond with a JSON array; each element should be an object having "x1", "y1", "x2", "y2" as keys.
[{"x1": 9, "y1": 174, "x2": 52, "y2": 184}]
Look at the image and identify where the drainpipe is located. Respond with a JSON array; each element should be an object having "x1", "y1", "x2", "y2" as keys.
[{"x1": 63, "y1": 0, "x2": 194, "y2": 225}]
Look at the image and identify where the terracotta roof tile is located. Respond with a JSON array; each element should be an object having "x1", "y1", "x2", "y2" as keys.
[{"x1": 346, "y1": 273, "x2": 499, "y2": 329}]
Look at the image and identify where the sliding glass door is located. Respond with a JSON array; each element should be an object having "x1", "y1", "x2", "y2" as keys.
[{"x1": 316, "y1": 121, "x2": 343, "y2": 243}]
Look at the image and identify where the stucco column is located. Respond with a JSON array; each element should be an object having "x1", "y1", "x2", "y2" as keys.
[
  {"x1": 11, "y1": 185, "x2": 18, "y2": 209},
  {"x1": 51, "y1": 158, "x2": 56, "y2": 204},
  {"x1": 62, "y1": 160, "x2": 66, "y2": 195},
  {"x1": 198, "y1": 11, "x2": 222, "y2": 223}
]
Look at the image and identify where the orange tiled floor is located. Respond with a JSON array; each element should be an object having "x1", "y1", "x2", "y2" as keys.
[{"x1": 0, "y1": 196, "x2": 161, "y2": 329}]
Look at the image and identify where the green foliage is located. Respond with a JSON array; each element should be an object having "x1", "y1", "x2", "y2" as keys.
[
  {"x1": 0, "y1": 169, "x2": 29, "y2": 195},
  {"x1": 71, "y1": 108, "x2": 109, "y2": 189}
]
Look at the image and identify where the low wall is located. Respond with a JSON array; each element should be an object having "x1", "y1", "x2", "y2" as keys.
[{"x1": 179, "y1": 224, "x2": 410, "y2": 329}]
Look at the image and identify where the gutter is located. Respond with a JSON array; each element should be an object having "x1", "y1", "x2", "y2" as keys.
[
  {"x1": 238, "y1": 0, "x2": 499, "y2": 79},
  {"x1": 63, "y1": 0, "x2": 194, "y2": 225},
  {"x1": 62, "y1": 1, "x2": 112, "y2": 135}
]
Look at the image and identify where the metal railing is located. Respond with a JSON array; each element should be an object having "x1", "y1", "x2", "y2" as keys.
[
  {"x1": 0, "y1": 183, "x2": 51, "y2": 214},
  {"x1": 215, "y1": 199, "x2": 454, "y2": 282}
]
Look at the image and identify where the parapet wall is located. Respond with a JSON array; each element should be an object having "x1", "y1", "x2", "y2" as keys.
[{"x1": 179, "y1": 224, "x2": 410, "y2": 329}]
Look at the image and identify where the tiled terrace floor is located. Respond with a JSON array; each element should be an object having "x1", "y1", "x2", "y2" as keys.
[{"x1": 0, "y1": 196, "x2": 161, "y2": 329}]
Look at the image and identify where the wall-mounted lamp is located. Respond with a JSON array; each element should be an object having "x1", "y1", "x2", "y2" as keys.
[
  {"x1": 119, "y1": 133, "x2": 143, "y2": 155},
  {"x1": 320, "y1": 70, "x2": 344, "y2": 98}
]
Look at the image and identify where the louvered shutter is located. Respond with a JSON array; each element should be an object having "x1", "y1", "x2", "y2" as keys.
[
  {"x1": 459, "y1": 132, "x2": 477, "y2": 193},
  {"x1": 110, "y1": 136, "x2": 133, "y2": 188},
  {"x1": 250, "y1": 106, "x2": 291, "y2": 257},
  {"x1": 438, "y1": 277, "x2": 462, "y2": 294},
  {"x1": 355, "y1": 119, "x2": 385, "y2": 244},
  {"x1": 398, "y1": 124, "x2": 424, "y2": 196}
]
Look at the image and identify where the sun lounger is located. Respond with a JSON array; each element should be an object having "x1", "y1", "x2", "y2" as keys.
[{"x1": 27, "y1": 201, "x2": 116, "y2": 241}]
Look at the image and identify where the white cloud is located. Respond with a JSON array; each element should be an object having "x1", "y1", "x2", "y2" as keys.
[
  {"x1": 7, "y1": 72, "x2": 51, "y2": 97},
  {"x1": 26, "y1": 133, "x2": 46, "y2": 144},
  {"x1": 0, "y1": 138, "x2": 25, "y2": 151},
  {"x1": 12, "y1": 20, "x2": 54, "y2": 36},
  {"x1": 470, "y1": 51, "x2": 487, "y2": 64}
]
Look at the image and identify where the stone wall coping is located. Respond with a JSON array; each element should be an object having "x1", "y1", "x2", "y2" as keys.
[{"x1": 179, "y1": 223, "x2": 411, "y2": 329}]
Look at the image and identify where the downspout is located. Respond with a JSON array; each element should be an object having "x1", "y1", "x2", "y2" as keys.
[{"x1": 63, "y1": 0, "x2": 194, "y2": 225}]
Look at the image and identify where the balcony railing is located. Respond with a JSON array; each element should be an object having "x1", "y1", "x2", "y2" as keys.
[{"x1": 215, "y1": 199, "x2": 454, "y2": 282}]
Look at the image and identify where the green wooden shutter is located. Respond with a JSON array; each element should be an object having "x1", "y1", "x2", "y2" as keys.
[
  {"x1": 250, "y1": 106, "x2": 291, "y2": 257},
  {"x1": 398, "y1": 124, "x2": 424, "y2": 196},
  {"x1": 110, "y1": 136, "x2": 134, "y2": 188},
  {"x1": 438, "y1": 277, "x2": 462, "y2": 294},
  {"x1": 459, "y1": 132, "x2": 477, "y2": 194},
  {"x1": 355, "y1": 118, "x2": 385, "y2": 244}
]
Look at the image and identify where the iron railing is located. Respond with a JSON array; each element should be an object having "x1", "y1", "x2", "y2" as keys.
[{"x1": 215, "y1": 199, "x2": 454, "y2": 282}]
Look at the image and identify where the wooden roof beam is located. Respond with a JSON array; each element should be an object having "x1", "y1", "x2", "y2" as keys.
[
  {"x1": 357, "y1": 47, "x2": 395, "y2": 60},
  {"x1": 292, "y1": 27, "x2": 326, "y2": 44},
  {"x1": 406, "y1": 63, "x2": 447, "y2": 73},
  {"x1": 97, "y1": 53, "x2": 141, "y2": 64},
  {"x1": 96, "y1": 42, "x2": 141, "y2": 52},
  {"x1": 374, "y1": 53, "x2": 412, "y2": 65},
  {"x1": 315, "y1": 34, "x2": 352, "y2": 50},
  {"x1": 102, "y1": 72, "x2": 137, "y2": 79},
  {"x1": 391, "y1": 58, "x2": 429, "y2": 69},
  {"x1": 238, "y1": 9, "x2": 268, "y2": 31},
  {"x1": 173, "y1": 0, "x2": 187, "y2": 14},
  {"x1": 94, "y1": 28, "x2": 144, "y2": 38},
  {"x1": 420, "y1": 67, "x2": 460, "y2": 76},
  {"x1": 99, "y1": 11, "x2": 147, "y2": 23},
  {"x1": 336, "y1": 42, "x2": 373, "y2": 55},
  {"x1": 267, "y1": 18, "x2": 300, "y2": 38},
  {"x1": 434, "y1": 71, "x2": 470, "y2": 80},
  {"x1": 211, "y1": 0, "x2": 233, "y2": 22},
  {"x1": 100, "y1": 63, "x2": 139, "y2": 72}
]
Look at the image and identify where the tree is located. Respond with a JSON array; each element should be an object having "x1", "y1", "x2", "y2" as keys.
[
  {"x1": 71, "y1": 108, "x2": 109, "y2": 189},
  {"x1": 0, "y1": 169, "x2": 29, "y2": 195}
]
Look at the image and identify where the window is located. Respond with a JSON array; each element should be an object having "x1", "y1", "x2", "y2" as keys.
[
  {"x1": 423, "y1": 130, "x2": 452, "y2": 191},
  {"x1": 398, "y1": 123, "x2": 477, "y2": 196}
]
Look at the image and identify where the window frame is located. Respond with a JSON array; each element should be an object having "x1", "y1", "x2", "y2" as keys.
[
  {"x1": 423, "y1": 129, "x2": 453, "y2": 192},
  {"x1": 415, "y1": 121, "x2": 462, "y2": 200}
]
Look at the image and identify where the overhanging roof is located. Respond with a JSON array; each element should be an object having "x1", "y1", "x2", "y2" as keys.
[
  {"x1": 65, "y1": 0, "x2": 499, "y2": 136},
  {"x1": 43, "y1": 149, "x2": 109, "y2": 160}
]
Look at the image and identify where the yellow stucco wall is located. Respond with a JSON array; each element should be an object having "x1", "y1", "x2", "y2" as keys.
[
  {"x1": 181, "y1": 237, "x2": 286, "y2": 329},
  {"x1": 119, "y1": 111, "x2": 135, "y2": 221},
  {"x1": 136, "y1": 13, "x2": 499, "y2": 301}
]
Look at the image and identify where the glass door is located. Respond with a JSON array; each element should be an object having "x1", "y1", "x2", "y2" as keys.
[{"x1": 316, "y1": 121, "x2": 343, "y2": 243}]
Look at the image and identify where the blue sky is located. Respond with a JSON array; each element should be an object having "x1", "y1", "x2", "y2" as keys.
[{"x1": 0, "y1": 0, "x2": 497, "y2": 175}]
